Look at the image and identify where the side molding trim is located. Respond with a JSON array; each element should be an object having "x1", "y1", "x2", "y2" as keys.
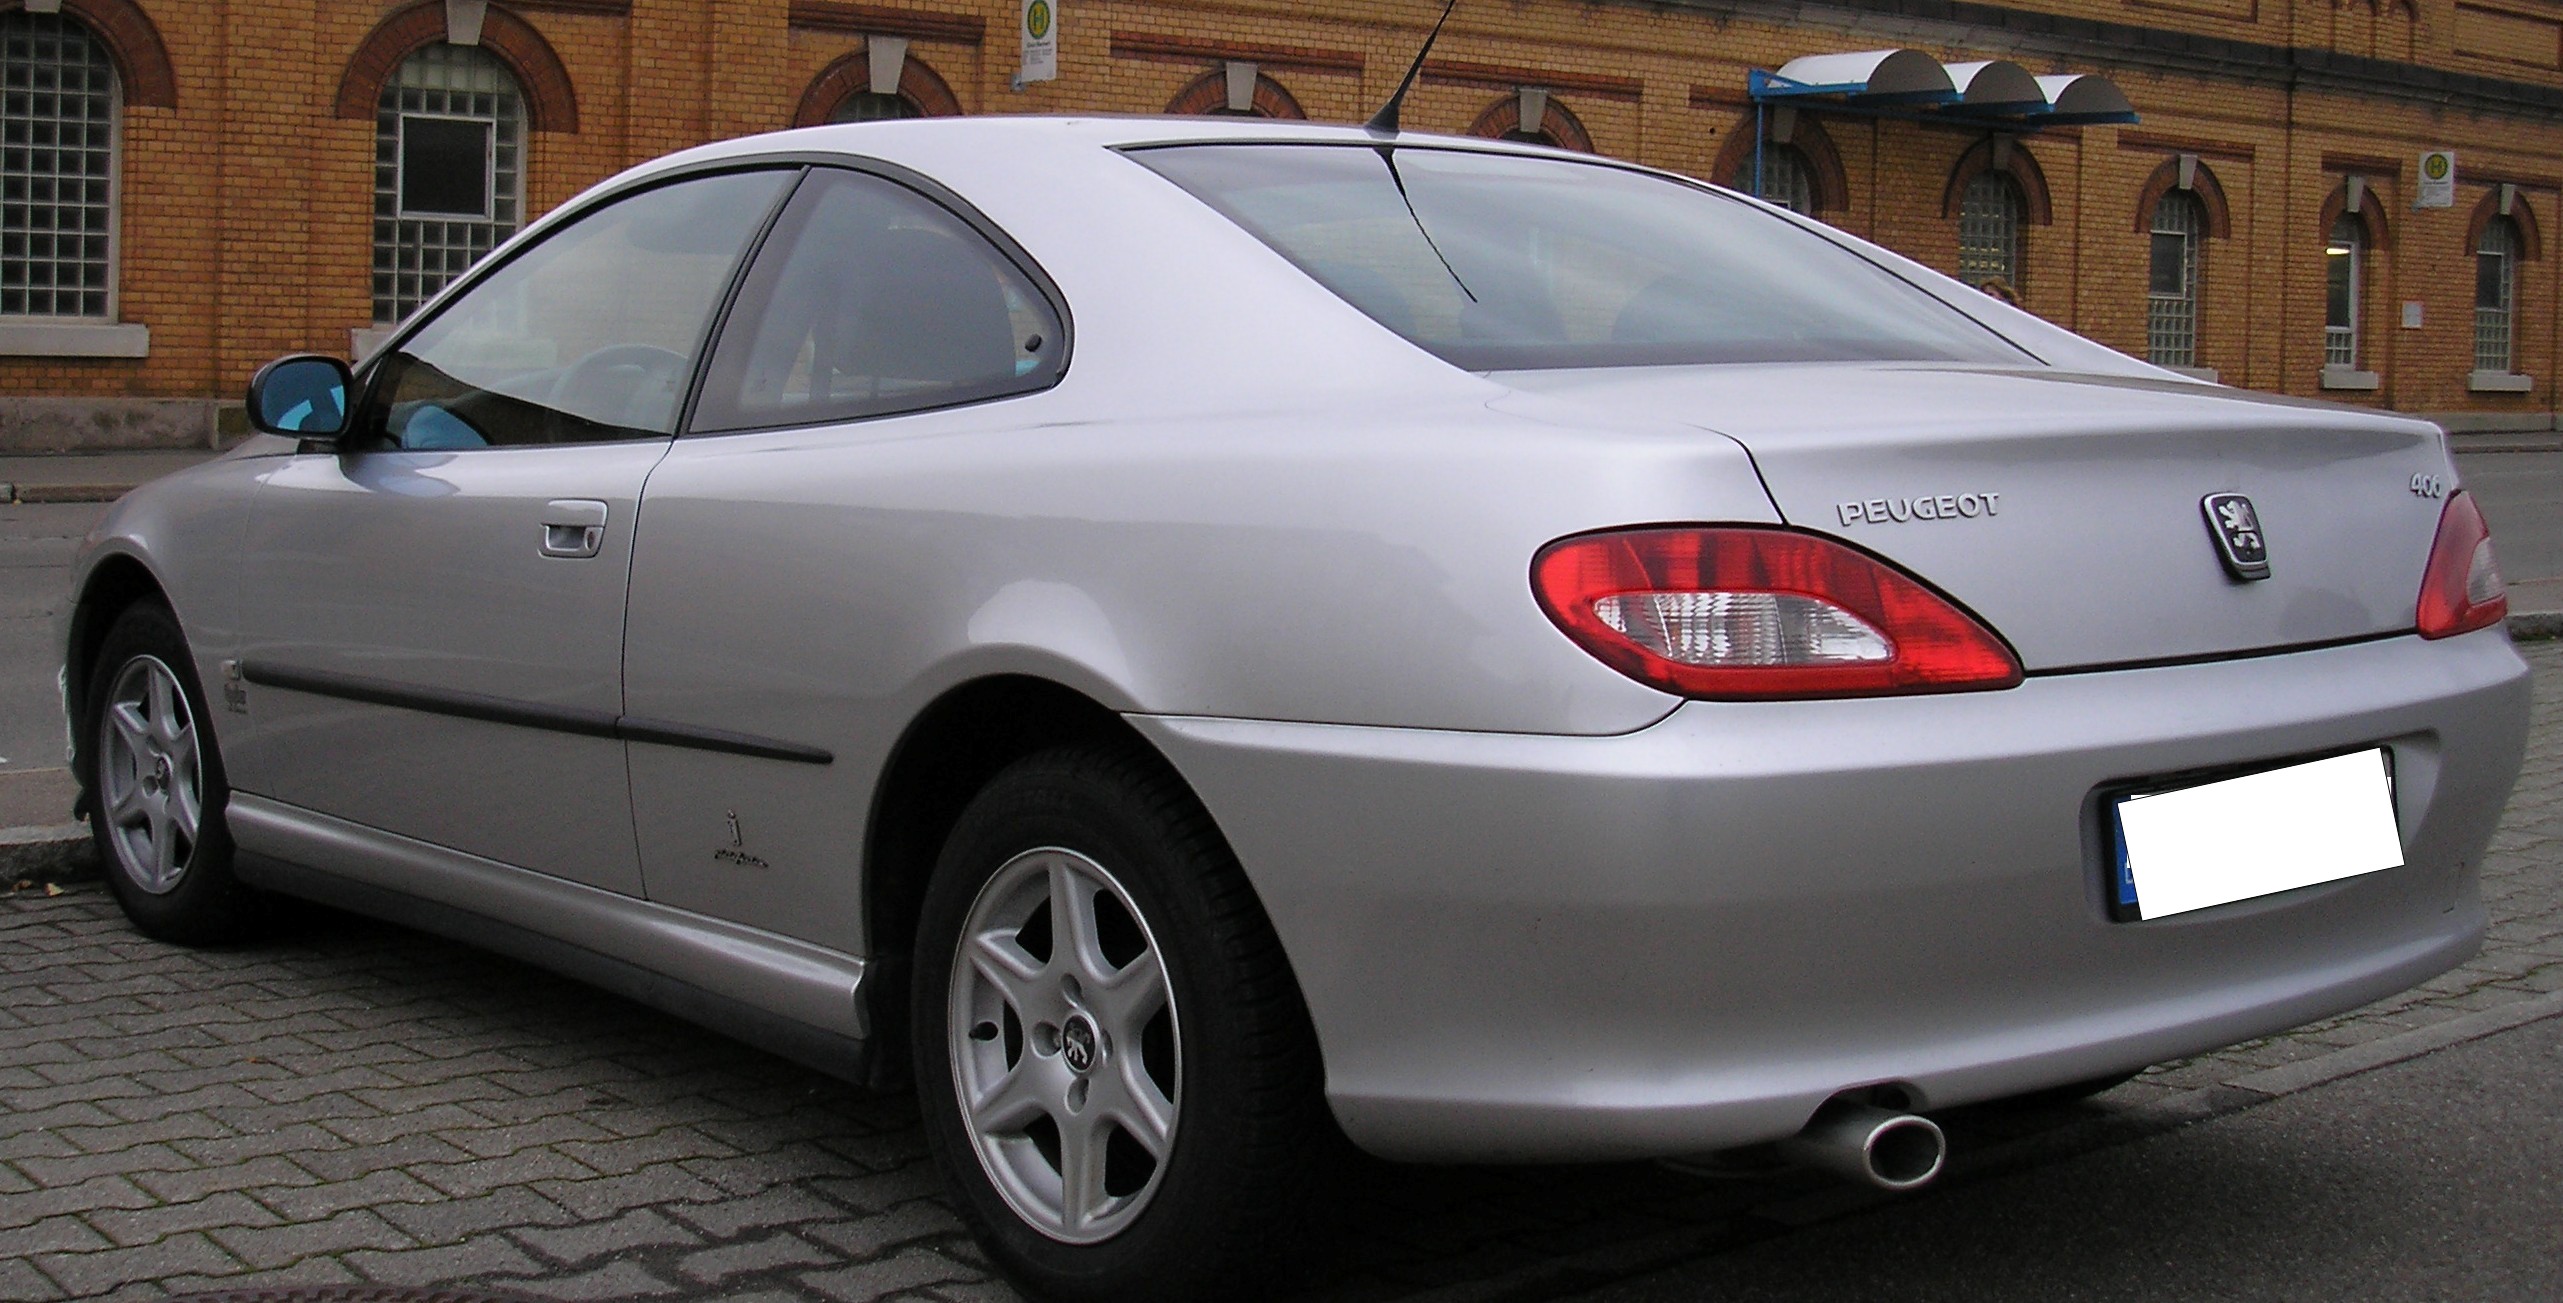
[
  {"x1": 239, "y1": 661, "x2": 834, "y2": 764},
  {"x1": 226, "y1": 793, "x2": 870, "y2": 1049}
]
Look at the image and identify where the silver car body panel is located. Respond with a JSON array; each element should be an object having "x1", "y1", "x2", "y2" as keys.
[
  {"x1": 60, "y1": 118, "x2": 2532, "y2": 1163},
  {"x1": 223, "y1": 442, "x2": 664, "y2": 896},
  {"x1": 225, "y1": 792, "x2": 868, "y2": 1039},
  {"x1": 1495, "y1": 365, "x2": 2457, "y2": 669},
  {"x1": 1136, "y1": 628, "x2": 2526, "y2": 1160}
]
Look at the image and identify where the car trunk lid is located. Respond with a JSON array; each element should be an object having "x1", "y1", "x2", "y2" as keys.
[{"x1": 1494, "y1": 364, "x2": 2457, "y2": 672}]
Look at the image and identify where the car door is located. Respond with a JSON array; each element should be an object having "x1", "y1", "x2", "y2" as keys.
[
  {"x1": 620, "y1": 164, "x2": 1069, "y2": 945},
  {"x1": 225, "y1": 167, "x2": 797, "y2": 895}
]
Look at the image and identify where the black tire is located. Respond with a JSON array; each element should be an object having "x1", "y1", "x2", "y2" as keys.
[
  {"x1": 911, "y1": 743, "x2": 1329, "y2": 1303},
  {"x1": 80, "y1": 601, "x2": 262, "y2": 944}
]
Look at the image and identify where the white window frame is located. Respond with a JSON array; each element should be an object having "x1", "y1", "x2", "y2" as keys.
[
  {"x1": 1734, "y1": 146, "x2": 1815, "y2": 216},
  {"x1": 2473, "y1": 216, "x2": 2522, "y2": 384},
  {"x1": 1956, "y1": 171, "x2": 2024, "y2": 292},
  {"x1": 0, "y1": 10, "x2": 145, "y2": 357},
  {"x1": 2147, "y1": 192, "x2": 2203, "y2": 373},
  {"x1": 392, "y1": 110, "x2": 501, "y2": 222},
  {"x1": 372, "y1": 42, "x2": 525, "y2": 326},
  {"x1": 2324, "y1": 216, "x2": 2360, "y2": 369}
]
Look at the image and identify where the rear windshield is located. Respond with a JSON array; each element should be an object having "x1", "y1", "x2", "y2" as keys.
[{"x1": 1132, "y1": 143, "x2": 2027, "y2": 371}]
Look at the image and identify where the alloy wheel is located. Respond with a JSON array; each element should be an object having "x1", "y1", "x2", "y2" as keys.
[
  {"x1": 96, "y1": 654, "x2": 203, "y2": 895},
  {"x1": 948, "y1": 846, "x2": 1182, "y2": 1244}
]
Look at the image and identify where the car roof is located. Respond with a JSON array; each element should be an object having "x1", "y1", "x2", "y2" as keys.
[{"x1": 622, "y1": 113, "x2": 1599, "y2": 184}]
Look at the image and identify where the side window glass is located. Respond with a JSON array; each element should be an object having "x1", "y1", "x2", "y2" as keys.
[
  {"x1": 362, "y1": 169, "x2": 794, "y2": 450},
  {"x1": 693, "y1": 169, "x2": 1063, "y2": 433}
]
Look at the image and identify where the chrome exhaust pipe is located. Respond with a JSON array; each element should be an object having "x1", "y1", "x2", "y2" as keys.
[{"x1": 1775, "y1": 1100, "x2": 1946, "y2": 1191}]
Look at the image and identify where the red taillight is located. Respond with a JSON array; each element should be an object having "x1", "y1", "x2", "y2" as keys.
[
  {"x1": 1531, "y1": 527, "x2": 2023, "y2": 699},
  {"x1": 2416, "y1": 491, "x2": 2507, "y2": 639}
]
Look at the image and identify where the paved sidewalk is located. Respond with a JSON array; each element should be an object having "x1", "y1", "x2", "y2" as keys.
[
  {"x1": 2, "y1": 648, "x2": 2556, "y2": 1301},
  {"x1": 0, "y1": 451, "x2": 221, "y2": 505}
]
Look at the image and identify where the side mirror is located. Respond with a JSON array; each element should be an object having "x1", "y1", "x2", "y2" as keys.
[{"x1": 246, "y1": 354, "x2": 353, "y2": 440}]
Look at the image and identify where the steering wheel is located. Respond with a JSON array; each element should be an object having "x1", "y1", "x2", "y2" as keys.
[{"x1": 553, "y1": 344, "x2": 690, "y2": 433}]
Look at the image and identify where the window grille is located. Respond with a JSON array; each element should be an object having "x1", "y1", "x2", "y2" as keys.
[
  {"x1": 829, "y1": 92, "x2": 920, "y2": 123},
  {"x1": 374, "y1": 44, "x2": 523, "y2": 324},
  {"x1": 2324, "y1": 216, "x2": 2360, "y2": 368},
  {"x1": 1956, "y1": 172, "x2": 2024, "y2": 293},
  {"x1": 2147, "y1": 192, "x2": 2202, "y2": 368},
  {"x1": 2476, "y1": 217, "x2": 2518, "y2": 375},
  {"x1": 0, "y1": 12, "x2": 116, "y2": 319},
  {"x1": 1731, "y1": 146, "x2": 1813, "y2": 216}
]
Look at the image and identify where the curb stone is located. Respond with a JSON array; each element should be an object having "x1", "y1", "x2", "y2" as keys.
[
  {"x1": 1, "y1": 821, "x2": 94, "y2": 884},
  {"x1": 2506, "y1": 611, "x2": 2563, "y2": 640},
  {"x1": 11, "y1": 482, "x2": 127, "y2": 504}
]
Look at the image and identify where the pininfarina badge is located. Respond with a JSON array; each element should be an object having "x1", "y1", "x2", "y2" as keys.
[{"x1": 2202, "y1": 492, "x2": 2271, "y2": 581}]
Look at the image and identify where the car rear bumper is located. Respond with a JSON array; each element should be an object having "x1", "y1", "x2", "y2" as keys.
[{"x1": 1130, "y1": 628, "x2": 2529, "y2": 1162}]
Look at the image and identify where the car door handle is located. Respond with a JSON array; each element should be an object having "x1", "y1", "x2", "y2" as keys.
[{"x1": 540, "y1": 499, "x2": 609, "y2": 559}]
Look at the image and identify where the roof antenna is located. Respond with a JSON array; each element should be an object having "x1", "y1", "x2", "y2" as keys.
[{"x1": 1366, "y1": 0, "x2": 1459, "y2": 135}]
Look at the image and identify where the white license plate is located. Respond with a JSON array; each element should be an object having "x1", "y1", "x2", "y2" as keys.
[{"x1": 2111, "y1": 749, "x2": 2403, "y2": 921}]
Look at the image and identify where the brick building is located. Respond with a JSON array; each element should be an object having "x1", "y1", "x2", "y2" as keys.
[{"x1": 5, "y1": 0, "x2": 2563, "y2": 450}]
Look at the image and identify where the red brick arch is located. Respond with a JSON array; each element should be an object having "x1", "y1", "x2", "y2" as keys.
[
  {"x1": 2466, "y1": 187, "x2": 2543, "y2": 261},
  {"x1": 1942, "y1": 137, "x2": 2054, "y2": 225},
  {"x1": 793, "y1": 44, "x2": 963, "y2": 126},
  {"x1": 2133, "y1": 156, "x2": 2232, "y2": 238},
  {"x1": 334, "y1": 2, "x2": 579, "y2": 133},
  {"x1": 2318, "y1": 178, "x2": 2394, "y2": 252},
  {"x1": 1707, "y1": 109, "x2": 1847, "y2": 214},
  {"x1": 1165, "y1": 67, "x2": 1306, "y2": 119},
  {"x1": 4, "y1": 0, "x2": 176, "y2": 108},
  {"x1": 1466, "y1": 93, "x2": 1594, "y2": 153}
]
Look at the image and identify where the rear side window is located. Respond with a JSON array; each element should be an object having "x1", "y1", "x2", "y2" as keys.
[
  {"x1": 692, "y1": 168, "x2": 1064, "y2": 432},
  {"x1": 1133, "y1": 144, "x2": 2025, "y2": 371}
]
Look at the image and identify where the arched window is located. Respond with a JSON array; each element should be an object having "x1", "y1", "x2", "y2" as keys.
[
  {"x1": 2477, "y1": 216, "x2": 2521, "y2": 375},
  {"x1": 829, "y1": 91, "x2": 921, "y2": 123},
  {"x1": 1164, "y1": 66, "x2": 1306, "y2": 120},
  {"x1": 374, "y1": 43, "x2": 524, "y2": 325},
  {"x1": 2148, "y1": 191, "x2": 2205, "y2": 369},
  {"x1": 1, "y1": 11, "x2": 118, "y2": 321},
  {"x1": 1956, "y1": 172, "x2": 2025, "y2": 295},
  {"x1": 1729, "y1": 145, "x2": 1814, "y2": 216},
  {"x1": 792, "y1": 45, "x2": 962, "y2": 127},
  {"x1": 2325, "y1": 215, "x2": 2363, "y2": 370}
]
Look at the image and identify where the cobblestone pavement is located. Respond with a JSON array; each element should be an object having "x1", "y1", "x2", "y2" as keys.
[{"x1": 6, "y1": 645, "x2": 2559, "y2": 1303}]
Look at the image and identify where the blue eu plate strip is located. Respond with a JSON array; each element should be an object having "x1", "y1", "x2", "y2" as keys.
[{"x1": 2111, "y1": 807, "x2": 2140, "y2": 908}]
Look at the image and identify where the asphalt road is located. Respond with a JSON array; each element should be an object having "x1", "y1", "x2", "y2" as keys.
[
  {"x1": 0, "y1": 501, "x2": 88, "y2": 777},
  {"x1": 1570, "y1": 1012, "x2": 2563, "y2": 1303},
  {"x1": 2454, "y1": 450, "x2": 2563, "y2": 615}
]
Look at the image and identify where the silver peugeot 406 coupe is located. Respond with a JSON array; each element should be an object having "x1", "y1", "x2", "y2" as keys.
[{"x1": 63, "y1": 117, "x2": 2529, "y2": 1300}]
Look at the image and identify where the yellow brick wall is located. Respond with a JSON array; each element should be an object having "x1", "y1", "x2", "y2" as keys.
[{"x1": 7, "y1": 0, "x2": 2563, "y2": 432}]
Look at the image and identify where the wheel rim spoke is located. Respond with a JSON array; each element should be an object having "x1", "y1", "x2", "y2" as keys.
[
  {"x1": 1105, "y1": 1057, "x2": 1175, "y2": 1159},
  {"x1": 1056, "y1": 1113, "x2": 1109, "y2": 1234},
  {"x1": 1097, "y1": 948, "x2": 1166, "y2": 1028},
  {"x1": 147, "y1": 668, "x2": 181, "y2": 746},
  {"x1": 169, "y1": 776, "x2": 202, "y2": 842},
  {"x1": 968, "y1": 931, "x2": 1047, "y2": 1015},
  {"x1": 147, "y1": 804, "x2": 178, "y2": 885},
  {"x1": 109, "y1": 701, "x2": 151, "y2": 758},
  {"x1": 968, "y1": 1058, "x2": 1053, "y2": 1135},
  {"x1": 107, "y1": 779, "x2": 147, "y2": 827},
  {"x1": 1050, "y1": 860, "x2": 1108, "y2": 982}
]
